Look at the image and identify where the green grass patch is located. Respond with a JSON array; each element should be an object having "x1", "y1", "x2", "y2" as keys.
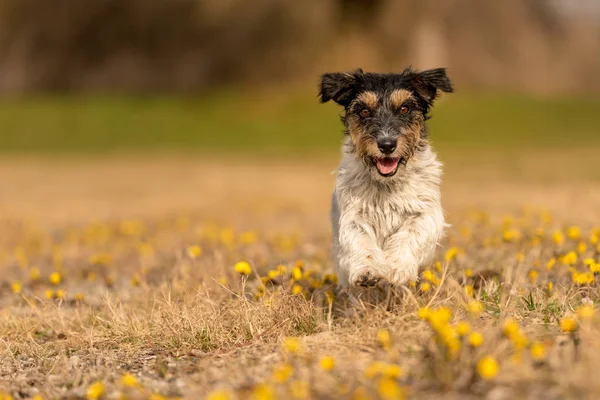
[{"x1": 0, "y1": 92, "x2": 598, "y2": 154}]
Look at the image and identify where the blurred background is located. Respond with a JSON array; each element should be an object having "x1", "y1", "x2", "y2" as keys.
[{"x1": 0, "y1": 0, "x2": 599, "y2": 224}]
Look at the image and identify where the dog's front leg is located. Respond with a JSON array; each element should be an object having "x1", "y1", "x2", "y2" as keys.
[
  {"x1": 382, "y1": 209, "x2": 445, "y2": 286},
  {"x1": 337, "y1": 213, "x2": 389, "y2": 288}
]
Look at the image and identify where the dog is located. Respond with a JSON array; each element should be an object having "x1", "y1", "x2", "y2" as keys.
[{"x1": 319, "y1": 67, "x2": 453, "y2": 288}]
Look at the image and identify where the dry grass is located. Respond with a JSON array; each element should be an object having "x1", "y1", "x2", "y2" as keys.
[{"x1": 2, "y1": 150, "x2": 600, "y2": 399}]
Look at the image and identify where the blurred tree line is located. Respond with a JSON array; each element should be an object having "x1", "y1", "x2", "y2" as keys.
[{"x1": 0, "y1": 0, "x2": 598, "y2": 94}]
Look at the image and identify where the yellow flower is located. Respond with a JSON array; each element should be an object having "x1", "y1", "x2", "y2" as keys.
[
  {"x1": 552, "y1": 231, "x2": 564, "y2": 246},
  {"x1": 291, "y1": 284, "x2": 303, "y2": 295},
  {"x1": 291, "y1": 266, "x2": 303, "y2": 281},
  {"x1": 527, "y1": 270, "x2": 538, "y2": 284},
  {"x1": 364, "y1": 361, "x2": 385, "y2": 379},
  {"x1": 234, "y1": 261, "x2": 252, "y2": 276},
  {"x1": 433, "y1": 261, "x2": 443, "y2": 272},
  {"x1": 382, "y1": 364, "x2": 403, "y2": 379},
  {"x1": 572, "y1": 271, "x2": 594, "y2": 286},
  {"x1": 455, "y1": 321, "x2": 471, "y2": 336},
  {"x1": 11, "y1": 281, "x2": 22, "y2": 294},
  {"x1": 272, "y1": 363, "x2": 294, "y2": 383},
  {"x1": 476, "y1": 356, "x2": 499, "y2": 380},
  {"x1": 252, "y1": 383, "x2": 275, "y2": 400},
  {"x1": 29, "y1": 267, "x2": 41, "y2": 281},
  {"x1": 86, "y1": 381, "x2": 105, "y2": 400},
  {"x1": 468, "y1": 332, "x2": 484, "y2": 347},
  {"x1": 149, "y1": 394, "x2": 167, "y2": 400},
  {"x1": 289, "y1": 380, "x2": 309, "y2": 399},
  {"x1": 428, "y1": 307, "x2": 452, "y2": 329},
  {"x1": 567, "y1": 226, "x2": 581, "y2": 240},
  {"x1": 577, "y1": 241, "x2": 587, "y2": 254},
  {"x1": 377, "y1": 329, "x2": 392, "y2": 350},
  {"x1": 546, "y1": 282, "x2": 553, "y2": 292},
  {"x1": 562, "y1": 251, "x2": 578, "y2": 265},
  {"x1": 546, "y1": 258, "x2": 556, "y2": 270},
  {"x1": 467, "y1": 301, "x2": 483, "y2": 316},
  {"x1": 376, "y1": 378, "x2": 405, "y2": 400},
  {"x1": 49, "y1": 272, "x2": 62, "y2": 286},
  {"x1": 577, "y1": 305, "x2": 595, "y2": 320},
  {"x1": 464, "y1": 285, "x2": 474, "y2": 297},
  {"x1": 240, "y1": 231, "x2": 258, "y2": 244},
  {"x1": 325, "y1": 291, "x2": 335, "y2": 305},
  {"x1": 515, "y1": 252, "x2": 525, "y2": 262},
  {"x1": 45, "y1": 289, "x2": 54, "y2": 299},
  {"x1": 590, "y1": 263, "x2": 600, "y2": 274},
  {"x1": 206, "y1": 389, "x2": 232, "y2": 400},
  {"x1": 282, "y1": 337, "x2": 300, "y2": 354},
  {"x1": 351, "y1": 386, "x2": 370, "y2": 400},
  {"x1": 464, "y1": 268, "x2": 473, "y2": 278},
  {"x1": 560, "y1": 317, "x2": 578, "y2": 333},
  {"x1": 75, "y1": 293, "x2": 85, "y2": 302},
  {"x1": 417, "y1": 307, "x2": 432, "y2": 320},
  {"x1": 421, "y1": 270, "x2": 436, "y2": 283},
  {"x1": 530, "y1": 342, "x2": 545, "y2": 361},
  {"x1": 120, "y1": 373, "x2": 140, "y2": 388},
  {"x1": 55, "y1": 289, "x2": 65, "y2": 299},
  {"x1": 444, "y1": 247, "x2": 460, "y2": 262},
  {"x1": 186, "y1": 245, "x2": 202, "y2": 259},
  {"x1": 591, "y1": 233, "x2": 599, "y2": 245},
  {"x1": 0, "y1": 393, "x2": 14, "y2": 400},
  {"x1": 502, "y1": 319, "x2": 520, "y2": 339},
  {"x1": 319, "y1": 355, "x2": 335, "y2": 372},
  {"x1": 420, "y1": 282, "x2": 431, "y2": 293}
]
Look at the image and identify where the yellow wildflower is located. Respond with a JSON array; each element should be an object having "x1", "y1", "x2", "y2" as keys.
[
  {"x1": 527, "y1": 270, "x2": 538, "y2": 284},
  {"x1": 291, "y1": 266, "x2": 303, "y2": 281},
  {"x1": 467, "y1": 301, "x2": 484, "y2": 316},
  {"x1": 240, "y1": 231, "x2": 258, "y2": 244},
  {"x1": 120, "y1": 373, "x2": 140, "y2": 388},
  {"x1": 577, "y1": 242, "x2": 587, "y2": 254},
  {"x1": 11, "y1": 281, "x2": 22, "y2": 294},
  {"x1": 515, "y1": 252, "x2": 525, "y2": 262},
  {"x1": 186, "y1": 245, "x2": 202, "y2": 259},
  {"x1": 29, "y1": 267, "x2": 41, "y2": 281},
  {"x1": 291, "y1": 284, "x2": 303, "y2": 295},
  {"x1": 567, "y1": 226, "x2": 581, "y2": 240},
  {"x1": 546, "y1": 282, "x2": 553, "y2": 293},
  {"x1": 420, "y1": 282, "x2": 431, "y2": 293},
  {"x1": 455, "y1": 321, "x2": 471, "y2": 336},
  {"x1": 282, "y1": 337, "x2": 300, "y2": 354},
  {"x1": 55, "y1": 289, "x2": 65, "y2": 299},
  {"x1": 45, "y1": 289, "x2": 54, "y2": 299},
  {"x1": 576, "y1": 305, "x2": 595, "y2": 320},
  {"x1": 572, "y1": 271, "x2": 594, "y2": 286},
  {"x1": 417, "y1": 307, "x2": 431, "y2": 320},
  {"x1": 382, "y1": 364, "x2": 403, "y2": 379},
  {"x1": 272, "y1": 363, "x2": 294, "y2": 383},
  {"x1": 590, "y1": 263, "x2": 600, "y2": 274},
  {"x1": 562, "y1": 251, "x2": 578, "y2": 265},
  {"x1": 234, "y1": 261, "x2": 252, "y2": 276},
  {"x1": 464, "y1": 268, "x2": 473, "y2": 278},
  {"x1": 530, "y1": 342, "x2": 545, "y2": 361},
  {"x1": 49, "y1": 272, "x2": 62, "y2": 286},
  {"x1": 552, "y1": 231, "x2": 564, "y2": 246},
  {"x1": 468, "y1": 332, "x2": 484, "y2": 347},
  {"x1": 560, "y1": 317, "x2": 578, "y2": 333},
  {"x1": 546, "y1": 258, "x2": 556, "y2": 270},
  {"x1": 206, "y1": 389, "x2": 232, "y2": 400},
  {"x1": 377, "y1": 329, "x2": 392, "y2": 350},
  {"x1": 319, "y1": 355, "x2": 335, "y2": 372},
  {"x1": 364, "y1": 361, "x2": 385, "y2": 379},
  {"x1": 477, "y1": 356, "x2": 499, "y2": 380},
  {"x1": 444, "y1": 247, "x2": 460, "y2": 262},
  {"x1": 376, "y1": 378, "x2": 405, "y2": 400},
  {"x1": 86, "y1": 381, "x2": 105, "y2": 400},
  {"x1": 465, "y1": 285, "x2": 474, "y2": 297},
  {"x1": 502, "y1": 319, "x2": 520, "y2": 339},
  {"x1": 252, "y1": 383, "x2": 275, "y2": 400}
]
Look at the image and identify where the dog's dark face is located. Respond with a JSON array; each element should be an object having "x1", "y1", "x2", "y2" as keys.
[{"x1": 319, "y1": 68, "x2": 453, "y2": 178}]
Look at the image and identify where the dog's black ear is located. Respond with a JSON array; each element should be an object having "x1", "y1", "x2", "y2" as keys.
[
  {"x1": 409, "y1": 68, "x2": 453, "y2": 103},
  {"x1": 319, "y1": 68, "x2": 363, "y2": 107}
]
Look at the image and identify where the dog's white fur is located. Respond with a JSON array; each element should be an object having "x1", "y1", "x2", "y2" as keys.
[{"x1": 331, "y1": 138, "x2": 445, "y2": 287}]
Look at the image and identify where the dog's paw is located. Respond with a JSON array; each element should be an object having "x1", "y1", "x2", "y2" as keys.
[{"x1": 352, "y1": 270, "x2": 382, "y2": 287}]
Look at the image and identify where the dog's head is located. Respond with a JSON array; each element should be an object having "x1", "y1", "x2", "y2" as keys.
[{"x1": 319, "y1": 68, "x2": 452, "y2": 178}]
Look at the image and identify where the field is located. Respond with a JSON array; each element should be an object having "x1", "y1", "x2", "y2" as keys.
[{"x1": 2, "y1": 93, "x2": 600, "y2": 399}]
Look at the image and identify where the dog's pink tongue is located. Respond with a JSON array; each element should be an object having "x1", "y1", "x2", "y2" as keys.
[{"x1": 377, "y1": 158, "x2": 399, "y2": 174}]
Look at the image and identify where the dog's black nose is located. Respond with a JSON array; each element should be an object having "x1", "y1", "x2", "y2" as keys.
[{"x1": 377, "y1": 139, "x2": 397, "y2": 155}]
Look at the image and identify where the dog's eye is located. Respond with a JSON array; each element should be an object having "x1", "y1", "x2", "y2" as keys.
[
  {"x1": 359, "y1": 109, "x2": 370, "y2": 118},
  {"x1": 399, "y1": 105, "x2": 410, "y2": 115}
]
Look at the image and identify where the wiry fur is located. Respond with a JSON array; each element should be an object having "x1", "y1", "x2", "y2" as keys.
[{"x1": 321, "y1": 67, "x2": 453, "y2": 287}]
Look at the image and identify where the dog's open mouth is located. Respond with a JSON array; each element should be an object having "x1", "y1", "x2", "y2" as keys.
[{"x1": 375, "y1": 157, "x2": 406, "y2": 177}]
